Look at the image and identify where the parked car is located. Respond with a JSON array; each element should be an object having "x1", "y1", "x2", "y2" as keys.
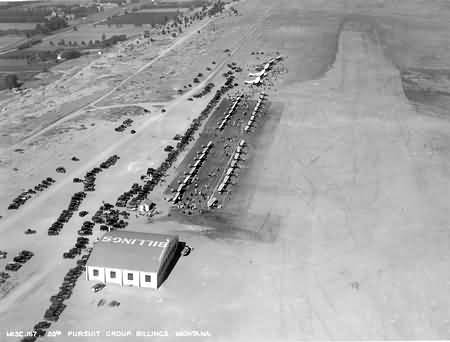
[
  {"x1": 34, "y1": 321, "x2": 51, "y2": 330},
  {"x1": 91, "y1": 283, "x2": 105, "y2": 293},
  {"x1": 5, "y1": 262, "x2": 22, "y2": 271},
  {"x1": 79, "y1": 211, "x2": 88, "y2": 217},
  {"x1": 63, "y1": 252, "x2": 75, "y2": 259},
  {"x1": 0, "y1": 271, "x2": 10, "y2": 279},
  {"x1": 182, "y1": 245, "x2": 192, "y2": 256}
]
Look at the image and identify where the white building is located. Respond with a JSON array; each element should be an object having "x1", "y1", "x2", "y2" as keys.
[{"x1": 86, "y1": 231, "x2": 179, "y2": 289}]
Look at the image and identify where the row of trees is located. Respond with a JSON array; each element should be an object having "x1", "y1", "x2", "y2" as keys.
[
  {"x1": 0, "y1": 74, "x2": 20, "y2": 90},
  {"x1": 49, "y1": 34, "x2": 127, "y2": 49},
  {"x1": 24, "y1": 16, "x2": 68, "y2": 38}
]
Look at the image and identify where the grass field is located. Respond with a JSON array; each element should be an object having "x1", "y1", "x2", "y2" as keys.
[
  {"x1": 0, "y1": 34, "x2": 24, "y2": 49},
  {"x1": 0, "y1": 22, "x2": 38, "y2": 30}
]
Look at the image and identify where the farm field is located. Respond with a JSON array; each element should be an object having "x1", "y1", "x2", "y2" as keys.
[
  {"x1": 103, "y1": 11, "x2": 181, "y2": 26},
  {"x1": 33, "y1": 24, "x2": 147, "y2": 51},
  {"x1": 0, "y1": 23, "x2": 38, "y2": 30},
  {"x1": 0, "y1": 34, "x2": 24, "y2": 49}
]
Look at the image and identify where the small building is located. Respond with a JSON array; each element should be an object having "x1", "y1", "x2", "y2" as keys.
[{"x1": 86, "y1": 231, "x2": 179, "y2": 289}]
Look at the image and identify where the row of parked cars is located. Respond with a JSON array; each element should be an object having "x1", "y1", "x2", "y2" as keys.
[
  {"x1": 114, "y1": 118, "x2": 134, "y2": 132},
  {"x1": 4, "y1": 250, "x2": 34, "y2": 272},
  {"x1": 63, "y1": 237, "x2": 89, "y2": 259},
  {"x1": 7, "y1": 177, "x2": 55, "y2": 210},
  {"x1": 18, "y1": 158, "x2": 122, "y2": 341},
  {"x1": 193, "y1": 82, "x2": 215, "y2": 98},
  {"x1": 20, "y1": 253, "x2": 91, "y2": 341},
  {"x1": 116, "y1": 183, "x2": 142, "y2": 208},
  {"x1": 45, "y1": 262, "x2": 86, "y2": 321},
  {"x1": 78, "y1": 220, "x2": 94, "y2": 236},
  {"x1": 81, "y1": 154, "x2": 120, "y2": 192},
  {"x1": 47, "y1": 192, "x2": 87, "y2": 236}
]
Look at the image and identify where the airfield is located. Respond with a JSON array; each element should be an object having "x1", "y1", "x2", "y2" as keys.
[{"x1": 0, "y1": 0, "x2": 450, "y2": 341}]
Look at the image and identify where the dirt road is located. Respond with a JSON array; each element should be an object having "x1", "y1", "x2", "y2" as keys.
[{"x1": 13, "y1": 17, "x2": 214, "y2": 149}]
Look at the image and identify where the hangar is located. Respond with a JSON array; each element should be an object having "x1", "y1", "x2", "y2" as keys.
[{"x1": 86, "y1": 230, "x2": 179, "y2": 289}]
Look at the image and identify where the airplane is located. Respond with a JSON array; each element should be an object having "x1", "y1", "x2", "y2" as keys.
[
  {"x1": 244, "y1": 76, "x2": 261, "y2": 85},
  {"x1": 248, "y1": 69, "x2": 265, "y2": 77}
]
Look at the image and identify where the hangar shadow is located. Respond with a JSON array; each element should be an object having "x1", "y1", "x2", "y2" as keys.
[{"x1": 158, "y1": 241, "x2": 188, "y2": 288}]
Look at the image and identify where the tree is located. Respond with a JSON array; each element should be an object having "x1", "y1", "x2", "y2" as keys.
[
  {"x1": 61, "y1": 49, "x2": 82, "y2": 60},
  {"x1": 4, "y1": 74, "x2": 19, "y2": 89}
]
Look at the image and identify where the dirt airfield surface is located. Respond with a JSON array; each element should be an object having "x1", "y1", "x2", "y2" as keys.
[{"x1": 1, "y1": 0, "x2": 450, "y2": 341}]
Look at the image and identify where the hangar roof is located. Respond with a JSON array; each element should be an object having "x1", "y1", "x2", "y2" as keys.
[{"x1": 87, "y1": 230, "x2": 179, "y2": 272}]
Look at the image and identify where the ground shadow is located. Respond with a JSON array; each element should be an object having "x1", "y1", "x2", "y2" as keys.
[{"x1": 157, "y1": 241, "x2": 186, "y2": 288}]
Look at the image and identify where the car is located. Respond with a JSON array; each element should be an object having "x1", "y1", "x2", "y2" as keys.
[
  {"x1": 109, "y1": 300, "x2": 120, "y2": 307},
  {"x1": 164, "y1": 145, "x2": 174, "y2": 152},
  {"x1": 91, "y1": 283, "x2": 105, "y2": 293},
  {"x1": 13, "y1": 256, "x2": 26, "y2": 263},
  {"x1": 79, "y1": 211, "x2": 88, "y2": 217},
  {"x1": 33, "y1": 329, "x2": 46, "y2": 337},
  {"x1": 5, "y1": 262, "x2": 21, "y2": 271},
  {"x1": 0, "y1": 272, "x2": 10, "y2": 279},
  {"x1": 182, "y1": 245, "x2": 192, "y2": 256},
  {"x1": 75, "y1": 242, "x2": 87, "y2": 249},
  {"x1": 34, "y1": 321, "x2": 51, "y2": 330},
  {"x1": 0, "y1": 251, "x2": 7, "y2": 259},
  {"x1": 25, "y1": 228, "x2": 36, "y2": 234},
  {"x1": 63, "y1": 252, "x2": 75, "y2": 259},
  {"x1": 130, "y1": 130, "x2": 136, "y2": 134},
  {"x1": 19, "y1": 250, "x2": 33, "y2": 260}
]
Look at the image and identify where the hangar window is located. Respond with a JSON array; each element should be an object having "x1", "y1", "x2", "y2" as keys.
[
  {"x1": 93, "y1": 269, "x2": 99, "y2": 276},
  {"x1": 127, "y1": 273, "x2": 133, "y2": 281},
  {"x1": 110, "y1": 271, "x2": 116, "y2": 279},
  {"x1": 145, "y1": 275, "x2": 151, "y2": 283}
]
